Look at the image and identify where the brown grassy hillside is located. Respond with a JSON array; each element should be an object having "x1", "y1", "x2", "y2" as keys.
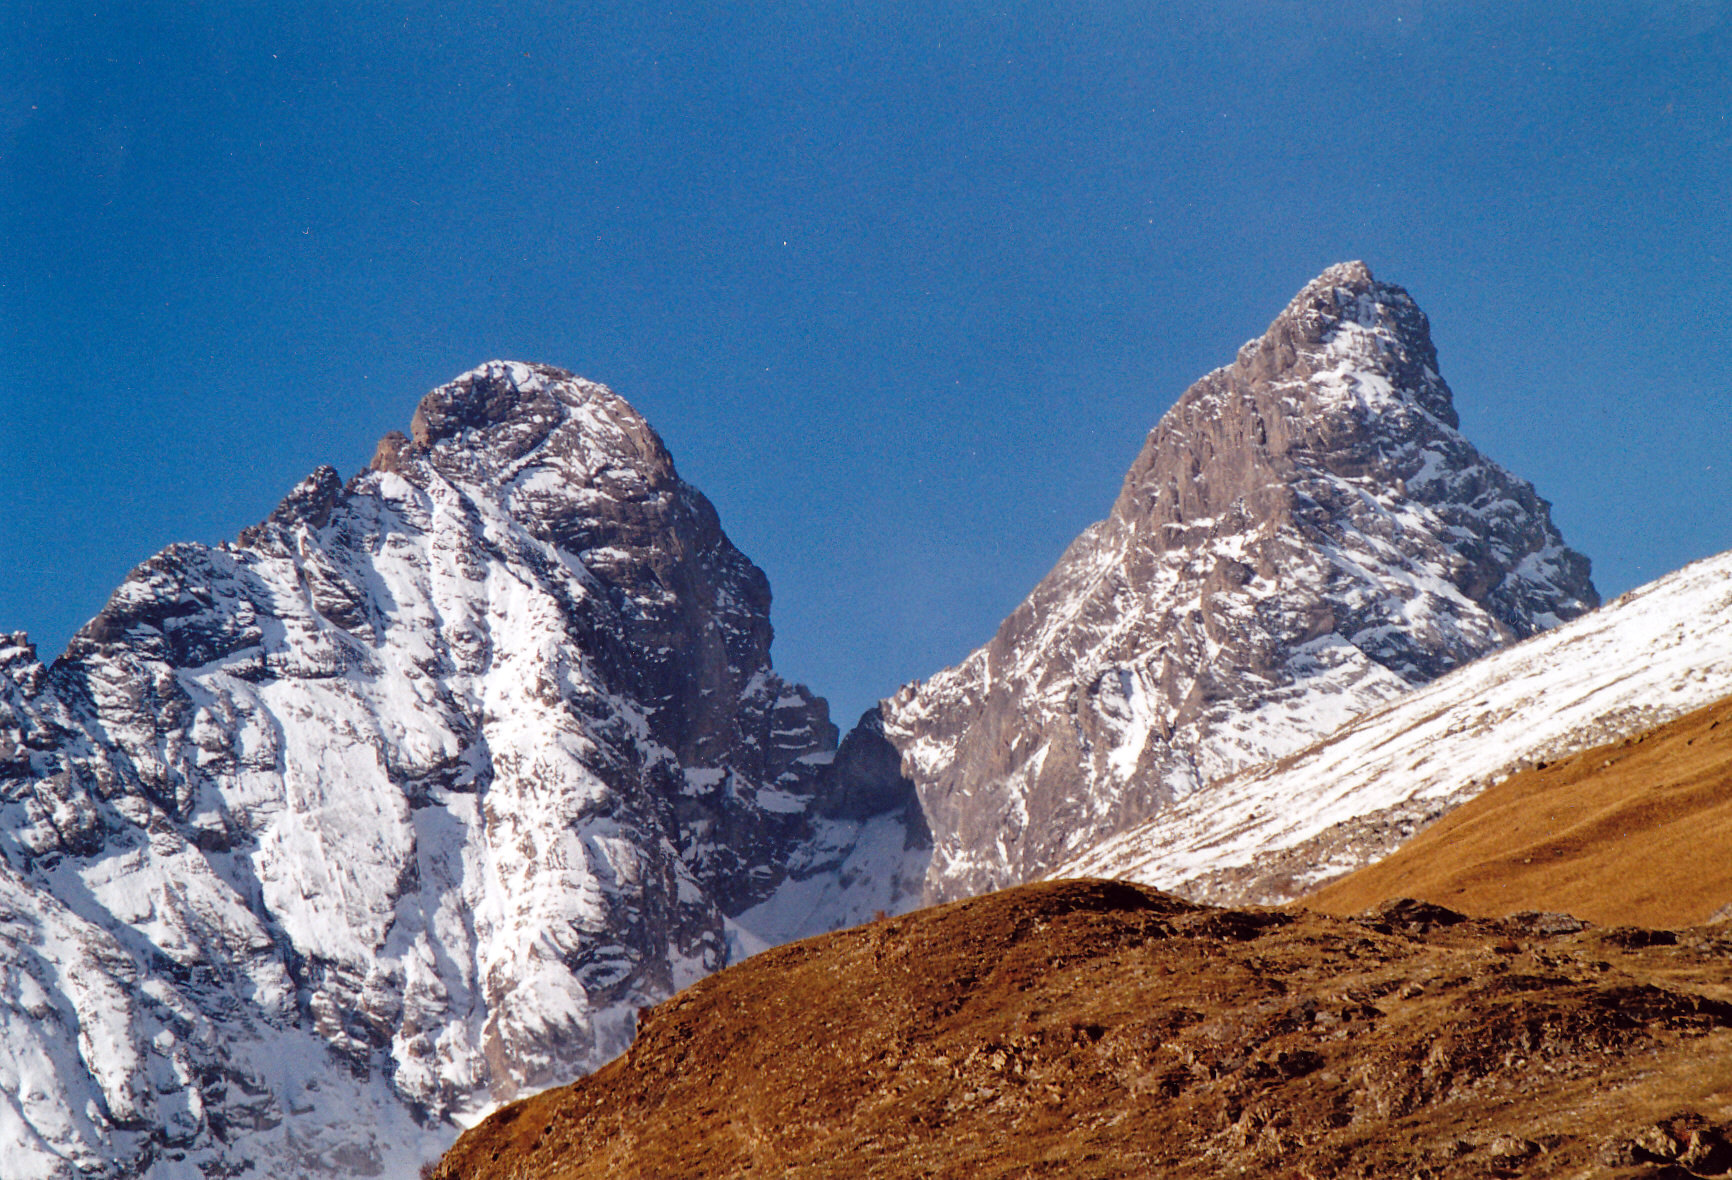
[
  {"x1": 431, "y1": 879, "x2": 1732, "y2": 1179},
  {"x1": 1305, "y1": 695, "x2": 1732, "y2": 927}
]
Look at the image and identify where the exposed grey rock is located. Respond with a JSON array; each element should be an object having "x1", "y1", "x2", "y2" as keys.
[
  {"x1": 878, "y1": 262, "x2": 1598, "y2": 903},
  {"x1": 0, "y1": 362, "x2": 925, "y2": 1178}
]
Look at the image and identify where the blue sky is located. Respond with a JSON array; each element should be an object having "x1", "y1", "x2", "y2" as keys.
[{"x1": 3, "y1": 2, "x2": 1729, "y2": 724}]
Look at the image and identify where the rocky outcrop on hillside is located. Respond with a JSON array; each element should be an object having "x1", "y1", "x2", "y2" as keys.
[
  {"x1": 881, "y1": 262, "x2": 1598, "y2": 902},
  {"x1": 0, "y1": 362, "x2": 926, "y2": 1178},
  {"x1": 431, "y1": 878, "x2": 1732, "y2": 1180}
]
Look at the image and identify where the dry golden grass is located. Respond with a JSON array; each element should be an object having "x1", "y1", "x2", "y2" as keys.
[
  {"x1": 1304, "y1": 695, "x2": 1732, "y2": 927},
  {"x1": 431, "y1": 880, "x2": 1732, "y2": 1179}
]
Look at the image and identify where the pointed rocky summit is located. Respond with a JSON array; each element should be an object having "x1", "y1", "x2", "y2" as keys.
[{"x1": 879, "y1": 262, "x2": 1598, "y2": 903}]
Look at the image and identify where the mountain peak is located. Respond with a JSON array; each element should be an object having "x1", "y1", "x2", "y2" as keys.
[
  {"x1": 0, "y1": 361, "x2": 926, "y2": 1176},
  {"x1": 1230, "y1": 261, "x2": 1453, "y2": 429},
  {"x1": 882, "y1": 265, "x2": 1596, "y2": 902},
  {"x1": 408, "y1": 359, "x2": 572, "y2": 448},
  {"x1": 1307, "y1": 257, "x2": 1375, "y2": 288},
  {"x1": 1286, "y1": 258, "x2": 1378, "y2": 313},
  {"x1": 1276, "y1": 259, "x2": 1394, "y2": 349},
  {"x1": 1259, "y1": 260, "x2": 1380, "y2": 346},
  {"x1": 358, "y1": 361, "x2": 680, "y2": 492}
]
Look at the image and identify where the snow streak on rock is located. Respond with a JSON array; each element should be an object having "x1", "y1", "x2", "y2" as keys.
[
  {"x1": 0, "y1": 363, "x2": 926, "y2": 1178},
  {"x1": 1055, "y1": 549, "x2": 1732, "y2": 904},
  {"x1": 881, "y1": 262, "x2": 1598, "y2": 903}
]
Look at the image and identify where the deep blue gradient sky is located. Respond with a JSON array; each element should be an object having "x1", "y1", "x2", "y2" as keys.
[{"x1": 4, "y1": 3, "x2": 1730, "y2": 724}]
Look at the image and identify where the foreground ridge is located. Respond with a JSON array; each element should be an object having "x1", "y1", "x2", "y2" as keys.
[{"x1": 432, "y1": 878, "x2": 1732, "y2": 1179}]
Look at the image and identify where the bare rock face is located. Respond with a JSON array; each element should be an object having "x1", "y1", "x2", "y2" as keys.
[
  {"x1": 0, "y1": 362, "x2": 926, "y2": 1178},
  {"x1": 882, "y1": 262, "x2": 1598, "y2": 903}
]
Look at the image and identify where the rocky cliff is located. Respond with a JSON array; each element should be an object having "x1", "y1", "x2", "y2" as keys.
[
  {"x1": 0, "y1": 362, "x2": 926, "y2": 1178},
  {"x1": 882, "y1": 262, "x2": 1598, "y2": 902}
]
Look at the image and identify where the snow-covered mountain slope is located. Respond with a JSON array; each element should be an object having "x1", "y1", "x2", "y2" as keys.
[
  {"x1": 0, "y1": 362, "x2": 926, "y2": 1179},
  {"x1": 880, "y1": 262, "x2": 1598, "y2": 903},
  {"x1": 1054, "y1": 548, "x2": 1732, "y2": 905}
]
